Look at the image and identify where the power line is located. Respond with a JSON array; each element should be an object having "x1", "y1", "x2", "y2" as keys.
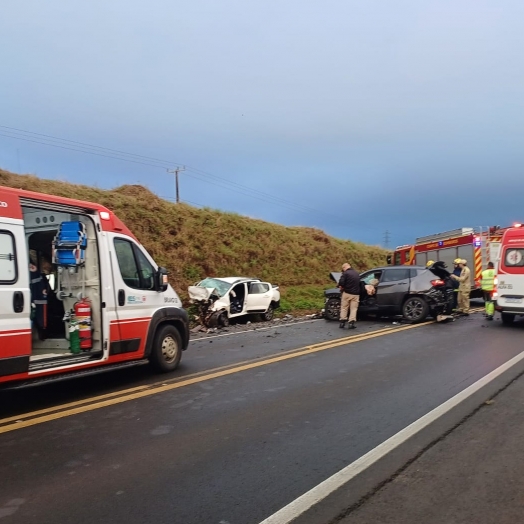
[
  {"x1": 0, "y1": 131, "x2": 332, "y2": 219},
  {"x1": 0, "y1": 131, "x2": 311, "y2": 215},
  {"x1": 0, "y1": 126, "x2": 384, "y2": 236},
  {"x1": 0, "y1": 124, "x2": 341, "y2": 218},
  {"x1": 0, "y1": 125, "x2": 343, "y2": 220}
]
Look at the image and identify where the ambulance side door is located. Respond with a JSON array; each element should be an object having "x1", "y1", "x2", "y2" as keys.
[
  {"x1": 110, "y1": 236, "x2": 162, "y2": 357},
  {"x1": 0, "y1": 221, "x2": 31, "y2": 379}
]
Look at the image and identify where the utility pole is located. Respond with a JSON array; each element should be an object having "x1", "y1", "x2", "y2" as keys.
[
  {"x1": 167, "y1": 166, "x2": 186, "y2": 203},
  {"x1": 384, "y1": 230, "x2": 390, "y2": 249}
]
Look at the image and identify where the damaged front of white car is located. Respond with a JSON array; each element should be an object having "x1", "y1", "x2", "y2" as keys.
[
  {"x1": 188, "y1": 277, "x2": 232, "y2": 328},
  {"x1": 188, "y1": 276, "x2": 280, "y2": 328}
]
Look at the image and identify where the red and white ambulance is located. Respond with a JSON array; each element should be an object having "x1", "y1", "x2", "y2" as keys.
[
  {"x1": 0, "y1": 185, "x2": 189, "y2": 387},
  {"x1": 494, "y1": 223, "x2": 524, "y2": 325}
]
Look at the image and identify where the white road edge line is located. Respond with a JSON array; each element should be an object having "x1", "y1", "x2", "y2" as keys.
[
  {"x1": 258, "y1": 346, "x2": 524, "y2": 524},
  {"x1": 191, "y1": 319, "x2": 320, "y2": 341}
]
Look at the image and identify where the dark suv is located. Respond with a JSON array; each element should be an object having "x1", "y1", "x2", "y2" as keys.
[{"x1": 324, "y1": 265, "x2": 448, "y2": 323}]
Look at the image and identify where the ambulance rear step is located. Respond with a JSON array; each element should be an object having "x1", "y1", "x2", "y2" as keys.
[{"x1": 2, "y1": 360, "x2": 149, "y2": 390}]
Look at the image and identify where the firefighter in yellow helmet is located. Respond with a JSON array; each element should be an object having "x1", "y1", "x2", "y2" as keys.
[
  {"x1": 450, "y1": 259, "x2": 462, "y2": 311},
  {"x1": 426, "y1": 260, "x2": 435, "y2": 268},
  {"x1": 451, "y1": 259, "x2": 471, "y2": 315}
]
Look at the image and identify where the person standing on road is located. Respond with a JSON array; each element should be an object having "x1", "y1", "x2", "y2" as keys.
[
  {"x1": 338, "y1": 262, "x2": 361, "y2": 329},
  {"x1": 451, "y1": 259, "x2": 462, "y2": 311},
  {"x1": 481, "y1": 261, "x2": 496, "y2": 320},
  {"x1": 451, "y1": 259, "x2": 471, "y2": 315}
]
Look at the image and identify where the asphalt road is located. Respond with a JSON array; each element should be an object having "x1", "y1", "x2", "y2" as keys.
[{"x1": 1, "y1": 311, "x2": 523, "y2": 524}]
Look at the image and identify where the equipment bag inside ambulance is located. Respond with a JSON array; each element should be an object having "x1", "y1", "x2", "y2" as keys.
[{"x1": 0, "y1": 187, "x2": 189, "y2": 387}]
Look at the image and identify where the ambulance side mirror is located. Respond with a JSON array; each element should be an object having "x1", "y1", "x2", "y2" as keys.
[
  {"x1": 156, "y1": 267, "x2": 169, "y2": 292},
  {"x1": 386, "y1": 255, "x2": 392, "y2": 265}
]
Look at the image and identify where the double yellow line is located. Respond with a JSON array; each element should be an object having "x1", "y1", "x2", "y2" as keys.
[{"x1": 0, "y1": 318, "x2": 464, "y2": 434}]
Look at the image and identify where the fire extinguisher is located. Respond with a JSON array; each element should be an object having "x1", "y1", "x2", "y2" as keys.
[{"x1": 74, "y1": 297, "x2": 92, "y2": 350}]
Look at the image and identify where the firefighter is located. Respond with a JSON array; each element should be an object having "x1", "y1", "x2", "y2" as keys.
[
  {"x1": 451, "y1": 259, "x2": 471, "y2": 315},
  {"x1": 481, "y1": 262, "x2": 496, "y2": 320},
  {"x1": 451, "y1": 258, "x2": 462, "y2": 311}
]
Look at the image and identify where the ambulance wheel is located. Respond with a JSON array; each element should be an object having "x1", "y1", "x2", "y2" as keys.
[
  {"x1": 150, "y1": 325, "x2": 182, "y2": 372},
  {"x1": 501, "y1": 313, "x2": 515, "y2": 326}
]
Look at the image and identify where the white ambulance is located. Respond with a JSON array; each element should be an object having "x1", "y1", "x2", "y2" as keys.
[
  {"x1": 494, "y1": 224, "x2": 524, "y2": 325},
  {"x1": 0, "y1": 185, "x2": 189, "y2": 387}
]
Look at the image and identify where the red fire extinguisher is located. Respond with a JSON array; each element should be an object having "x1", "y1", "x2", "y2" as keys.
[{"x1": 74, "y1": 298, "x2": 92, "y2": 350}]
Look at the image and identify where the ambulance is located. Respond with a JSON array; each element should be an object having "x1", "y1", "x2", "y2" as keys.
[
  {"x1": 0, "y1": 185, "x2": 189, "y2": 387},
  {"x1": 494, "y1": 223, "x2": 524, "y2": 325}
]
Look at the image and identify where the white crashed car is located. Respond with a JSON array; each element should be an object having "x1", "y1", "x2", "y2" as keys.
[{"x1": 188, "y1": 277, "x2": 281, "y2": 327}]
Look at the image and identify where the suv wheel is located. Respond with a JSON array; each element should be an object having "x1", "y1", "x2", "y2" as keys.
[
  {"x1": 324, "y1": 297, "x2": 341, "y2": 321},
  {"x1": 402, "y1": 296, "x2": 429, "y2": 323},
  {"x1": 219, "y1": 312, "x2": 230, "y2": 327},
  {"x1": 262, "y1": 305, "x2": 274, "y2": 321}
]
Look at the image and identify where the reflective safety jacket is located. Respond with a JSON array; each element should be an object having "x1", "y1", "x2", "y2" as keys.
[{"x1": 481, "y1": 268, "x2": 495, "y2": 291}]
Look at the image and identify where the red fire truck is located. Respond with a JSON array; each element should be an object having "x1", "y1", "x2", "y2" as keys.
[{"x1": 387, "y1": 226, "x2": 510, "y2": 297}]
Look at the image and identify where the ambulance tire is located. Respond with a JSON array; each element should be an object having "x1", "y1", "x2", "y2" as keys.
[
  {"x1": 501, "y1": 313, "x2": 515, "y2": 326},
  {"x1": 150, "y1": 324, "x2": 183, "y2": 372}
]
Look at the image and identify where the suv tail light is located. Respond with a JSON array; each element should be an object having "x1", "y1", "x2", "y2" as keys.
[{"x1": 431, "y1": 279, "x2": 445, "y2": 286}]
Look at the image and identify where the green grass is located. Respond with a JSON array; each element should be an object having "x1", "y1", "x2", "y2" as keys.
[
  {"x1": 1, "y1": 169, "x2": 387, "y2": 315},
  {"x1": 277, "y1": 286, "x2": 327, "y2": 314}
]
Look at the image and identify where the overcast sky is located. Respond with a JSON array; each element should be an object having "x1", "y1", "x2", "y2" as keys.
[{"x1": 1, "y1": 0, "x2": 523, "y2": 247}]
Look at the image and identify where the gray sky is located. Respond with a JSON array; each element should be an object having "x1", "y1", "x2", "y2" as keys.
[{"x1": 1, "y1": 0, "x2": 523, "y2": 247}]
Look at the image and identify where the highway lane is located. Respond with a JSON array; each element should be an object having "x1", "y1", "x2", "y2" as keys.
[
  {"x1": 1, "y1": 313, "x2": 523, "y2": 524},
  {"x1": 0, "y1": 317, "x2": 397, "y2": 418}
]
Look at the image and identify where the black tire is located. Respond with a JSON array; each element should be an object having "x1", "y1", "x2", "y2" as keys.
[
  {"x1": 324, "y1": 297, "x2": 340, "y2": 321},
  {"x1": 501, "y1": 313, "x2": 515, "y2": 326},
  {"x1": 261, "y1": 305, "x2": 274, "y2": 322},
  {"x1": 219, "y1": 312, "x2": 230, "y2": 327},
  {"x1": 402, "y1": 296, "x2": 429, "y2": 323},
  {"x1": 149, "y1": 324, "x2": 182, "y2": 373}
]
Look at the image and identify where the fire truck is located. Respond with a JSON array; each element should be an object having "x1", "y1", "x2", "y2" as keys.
[{"x1": 387, "y1": 226, "x2": 509, "y2": 297}]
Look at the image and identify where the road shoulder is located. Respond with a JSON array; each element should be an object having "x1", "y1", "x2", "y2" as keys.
[{"x1": 337, "y1": 365, "x2": 524, "y2": 524}]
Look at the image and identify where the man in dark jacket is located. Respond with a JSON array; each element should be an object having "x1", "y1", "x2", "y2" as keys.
[{"x1": 338, "y1": 262, "x2": 361, "y2": 329}]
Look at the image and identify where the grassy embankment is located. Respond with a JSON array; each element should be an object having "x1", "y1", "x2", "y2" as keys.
[{"x1": 0, "y1": 170, "x2": 388, "y2": 315}]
